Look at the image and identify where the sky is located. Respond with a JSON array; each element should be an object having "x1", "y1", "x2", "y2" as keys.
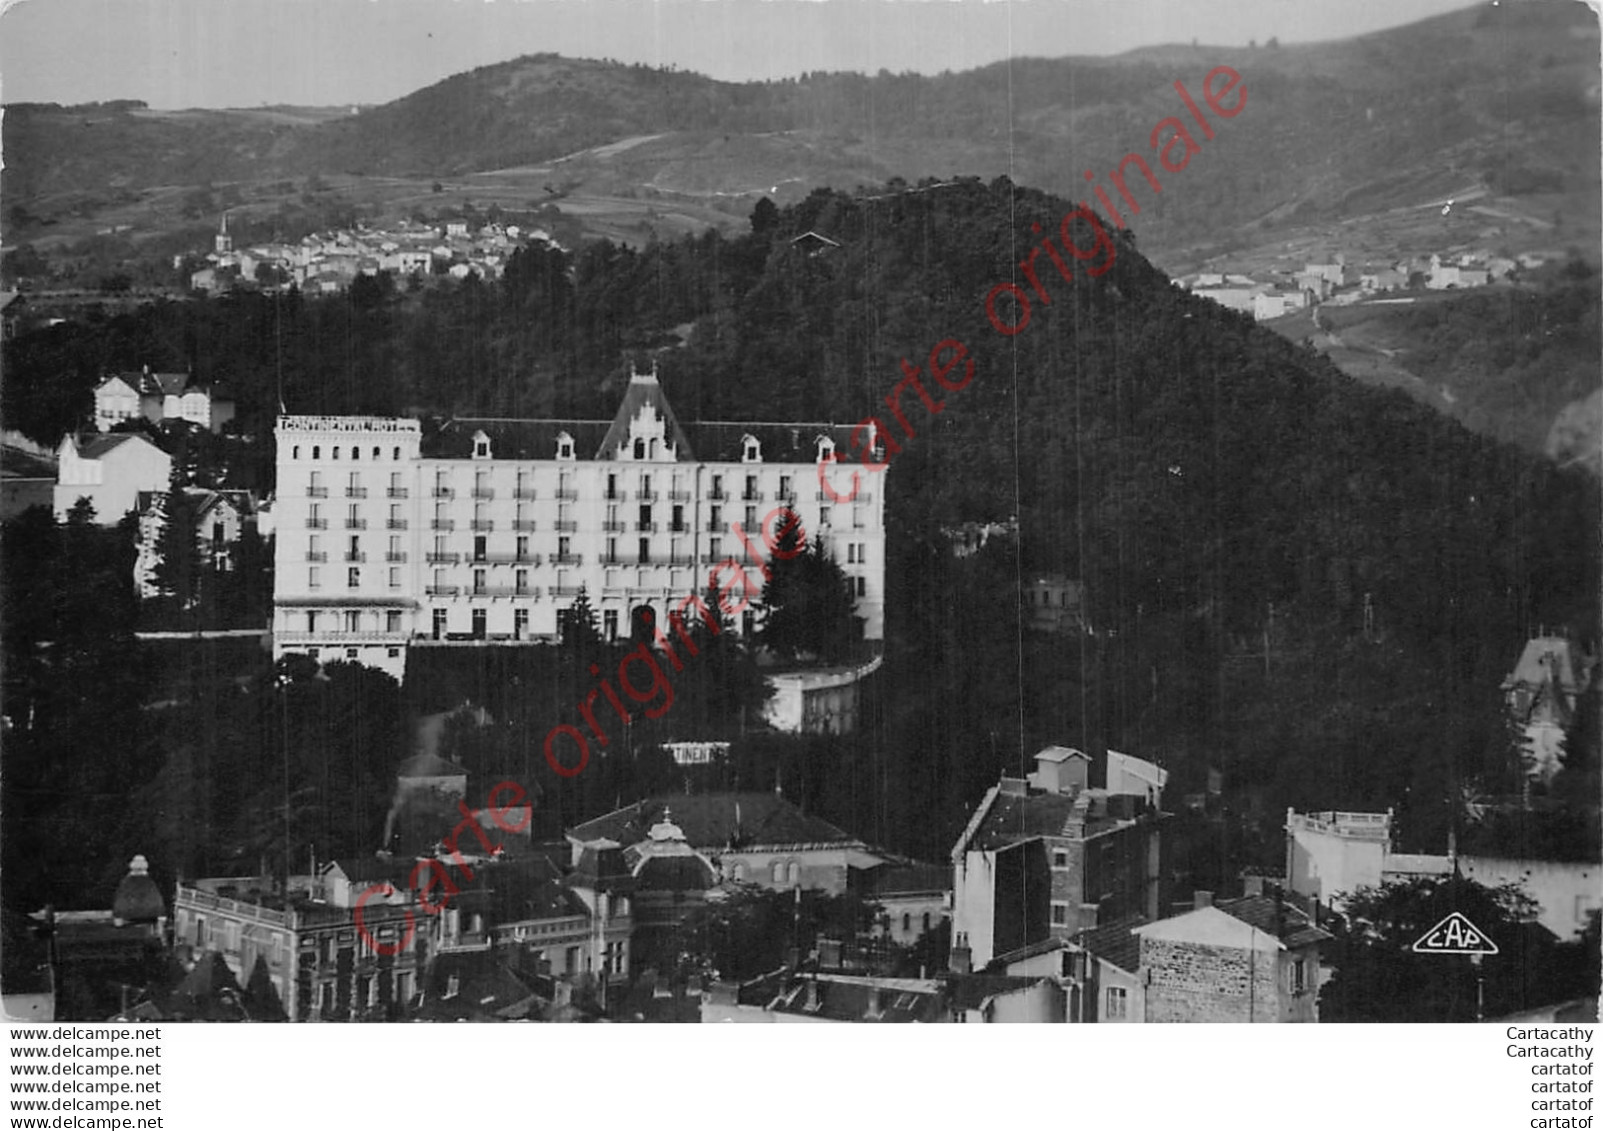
[{"x1": 0, "y1": 0, "x2": 1487, "y2": 110}]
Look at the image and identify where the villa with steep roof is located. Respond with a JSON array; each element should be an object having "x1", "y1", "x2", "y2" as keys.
[{"x1": 271, "y1": 366, "x2": 886, "y2": 677}]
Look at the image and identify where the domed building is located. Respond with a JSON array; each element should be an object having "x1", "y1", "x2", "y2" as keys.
[{"x1": 112, "y1": 855, "x2": 166, "y2": 928}]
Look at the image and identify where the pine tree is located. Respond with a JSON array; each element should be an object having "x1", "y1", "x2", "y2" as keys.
[
  {"x1": 756, "y1": 522, "x2": 857, "y2": 664},
  {"x1": 150, "y1": 483, "x2": 204, "y2": 614},
  {"x1": 561, "y1": 585, "x2": 604, "y2": 653}
]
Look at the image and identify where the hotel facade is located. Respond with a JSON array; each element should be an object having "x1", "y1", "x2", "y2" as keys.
[{"x1": 272, "y1": 369, "x2": 886, "y2": 678}]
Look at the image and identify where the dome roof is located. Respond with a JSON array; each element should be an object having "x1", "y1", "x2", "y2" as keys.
[{"x1": 112, "y1": 856, "x2": 164, "y2": 925}]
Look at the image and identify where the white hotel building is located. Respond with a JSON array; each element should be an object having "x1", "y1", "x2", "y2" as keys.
[{"x1": 272, "y1": 369, "x2": 886, "y2": 679}]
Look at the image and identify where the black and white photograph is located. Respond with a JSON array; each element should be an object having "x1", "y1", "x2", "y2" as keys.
[{"x1": 1, "y1": 0, "x2": 1598, "y2": 1100}]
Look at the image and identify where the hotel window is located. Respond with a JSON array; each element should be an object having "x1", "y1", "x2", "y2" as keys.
[
  {"x1": 348, "y1": 471, "x2": 360, "y2": 494},
  {"x1": 433, "y1": 609, "x2": 447, "y2": 639},
  {"x1": 1106, "y1": 987, "x2": 1128, "y2": 1020},
  {"x1": 779, "y1": 474, "x2": 791, "y2": 498},
  {"x1": 820, "y1": 506, "x2": 831, "y2": 527},
  {"x1": 474, "y1": 436, "x2": 489, "y2": 458},
  {"x1": 558, "y1": 536, "x2": 571, "y2": 560},
  {"x1": 787, "y1": 862, "x2": 800, "y2": 887},
  {"x1": 710, "y1": 504, "x2": 722, "y2": 528},
  {"x1": 308, "y1": 566, "x2": 321, "y2": 589},
  {"x1": 389, "y1": 534, "x2": 401, "y2": 558},
  {"x1": 309, "y1": 470, "x2": 323, "y2": 494},
  {"x1": 557, "y1": 435, "x2": 573, "y2": 459},
  {"x1": 902, "y1": 913, "x2": 911, "y2": 933},
  {"x1": 345, "y1": 611, "x2": 360, "y2": 632},
  {"x1": 709, "y1": 536, "x2": 722, "y2": 560},
  {"x1": 1050, "y1": 902, "x2": 1069, "y2": 926},
  {"x1": 634, "y1": 439, "x2": 645, "y2": 460},
  {"x1": 922, "y1": 912, "x2": 931, "y2": 933},
  {"x1": 473, "y1": 569, "x2": 486, "y2": 594},
  {"x1": 856, "y1": 577, "x2": 867, "y2": 597},
  {"x1": 516, "y1": 569, "x2": 529, "y2": 595},
  {"x1": 306, "y1": 611, "x2": 318, "y2": 632},
  {"x1": 856, "y1": 543, "x2": 867, "y2": 563},
  {"x1": 474, "y1": 535, "x2": 487, "y2": 562},
  {"x1": 514, "y1": 608, "x2": 528, "y2": 639},
  {"x1": 744, "y1": 506, "x2": 756, "y2": 529},
  {"x1": 604, "y1": 610, "x2": 619, "y2": 641},
  {"x1": 347, "y1": 567, "x2": 360, "y2": 589},
  {"x1": 671, "y1": 504, "x2": 684, "y2": 532},
  {"x1": 847, "y1": 544, "x2": 856, "y2": 564},
  {"x1": 516, "y1": 535, "x2": 530, "y2": 560},
  {"x1": 771, "y1": 861, "x2": 785, "y2": 884},
  {"x1": 386, "y1": 610, "x2": 402, "y2": 633},
  {"x1": 711, "y1": 473, "x2": 723, "y2": 498}
]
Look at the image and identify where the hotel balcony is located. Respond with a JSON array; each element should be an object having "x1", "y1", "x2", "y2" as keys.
[
  {"x1": 707, "y1": 521, "x2": 728, "y2": 533},
  {"x1": 514, "y1": 487, "x2": 537, "y2": 500},
  {"x1": 307, "y1": 486, "x2": 329, "y2": 498},
  {"x1": 346, "y1": 487, "x2": 368, "y2": 498},
  {"x1": 555, "y1": 520, "x2": 578, "y2": 533},
  {"x1": 668, "y1": 490, "x2": 691, "y2": 501},
  {"x1": 635, "y1": 521, "x2": 658, "y2": 533},
  {"x1": 555, "y1": 488, "x2": 579, "y2": 501},
  {"x1": 431, "y1": 519, "x2": 455, "y2": 531},
  {"x1": 471, "y1": 520, "x2": 495, "y2": 532},
  {"x1": 426, "y1": 585, "x2": 461, "y2": 597},
  {"x1": 387, "y1": 487, "x2": 409, "y2": 499},
  {"x1": 636, "y1": 488, "x2": 659, "y2": 502},
  {"x1": 433, "y1": 487, "x2": 455, "y2": 499},
  {"x1": 306, "y1": 518, "x2": 328, "y2": 530},
  {"x1": 602, "y1": 520, "x2": 627, "y2": 533},
  {"x1": 472, "y1": 487, "x2": 495, "y2": 500},
  {"x1": 513, "y1": 519, "x2": 538, "y2": 532},
  {"x1": 742, "y1": 489, "x2": 764, "y2": 502},
  {"x1": 552, "y1": 553, "x2": 583, "y2": 566},
  {"x1": 427, "y1": 552, "x2": 461, "y2": 565},
  {"x1": 605, "y1": 489, "x2": 627, "y2": 502},
  {"x1": 386, "y1": 552, "x2": 407, "y2": 563},
  {"x1": 345, "y1": 518, "x2": 368, "y2": 530},
  {"x1": 549, "y1": 585, "x2": 582, "y2": 598},
  {"x1": 469, "y1": 586, "x2": 516, "y2": 598},
  {"x1": 345, "y1": 552, "x2": 367, "y2": 563},
  {"x1": 387, "y1": 519, "x2": 408, "y2": 530},
  {"x1": 305, "y1": 551, "x2": 328, "y2": 562}
]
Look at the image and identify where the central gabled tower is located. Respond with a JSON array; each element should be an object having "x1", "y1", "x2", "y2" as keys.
[{"x1": 596, "y1": 362, "x2": 694, "y2": 462}]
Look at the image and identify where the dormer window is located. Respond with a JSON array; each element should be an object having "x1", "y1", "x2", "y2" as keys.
[
  {"x1": 634, "y1": 438, "x2": 646, "y2": 460},
  {"x1": 741, "y1": 435, "x2": 761, "y2": 463},
  {"x1": 472, "y1": 431, "x2": 491, "y2": 460},
  {"x1": 556, "y1": 432, "x2": 574, "y2": 460},
  {"x1": 816, "y1": 436, "x2": 836, "y2": 462}
]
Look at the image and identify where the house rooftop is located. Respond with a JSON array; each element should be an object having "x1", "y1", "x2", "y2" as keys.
[{"x1": 569, "y1": 793, "x2": 866, "y2": 853}]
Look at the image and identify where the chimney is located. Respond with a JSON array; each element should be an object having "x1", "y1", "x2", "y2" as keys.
[
  {"x1": 950, "y1": 941, "x2": 972, "y2": 975},
  {"x1": 1193, "y1": 890, "x2": 1214, "y2": 909}
]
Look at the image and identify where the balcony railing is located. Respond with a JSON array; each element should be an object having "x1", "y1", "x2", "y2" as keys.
[
  {"x1": 470, "y1": 520, "x2": 495, "y2": 532},
  {"x1": 469, "y1": 586, "x2": 517, "y2": 598},
  {"x1": 514, "y1": 487, "x2": 537, "y2": 501},
  {"x1": 549, "y1": 585, "x2": 582, "y2": 598},
  {"x1": 635, "y1": 521, "x2": 658, "y2": 533},
  {"x1": 555, "y1": 520, "x2": 578, "y2": 533},
  {"x1": 386, "y1": 519, "x2": 408, "y2": 530},
  {"x1": 602, "y1": 520, "x2": 626, "y2": 533},
  {"x1": 386, "y1": 552, "x2": 407, "y2": 563},
  {"x1": 602, "y1": 555, "x2": 625, "y2": 566},
  {"x1": 305, "y1": 551, "x2": 328, "y2": 562},
  {"x1": 427, "y1": 552, "x2": 460, "y2": 565},
  {"x1": 472, "y1": 487, "x2": 495, "y2": 500},
  {"x1": 742, "y1": 489, "x2": 764, "y2": 502},
  {"x1": 635, "y1": 488, "x2": 659, "y2": 501},
  {"x1": 433, "y1": 487, "x2": 455, "y2": 499},
  {"x1": 307, "y1": 486, "x2": 329, "y2": 498},
  {"x1": 426, "y1": 585, "x2": 460, "y2": 597},
  {"x1": 707, "y1": 521, "x2": 728, "y2": 533},
  {"x1": 709, "y1": 488, "x2": 727, "y2": 501},
  {"x1": 345, "y1": 552, "x2": 367, "y2": 563},
  {"x1": 431, "y1": 520, "x2": 455, "y2": 531},
  {"x1": 388, "y1": 487, "x2": 409, "y2": 499},
  {"x1": 345, "y1": 518, "x2": 368, "y2": 530},
  {"x1": 668, "y1": 490, "x2": 691, "y2": 501},
  {"x1": 605, "y1": 489, "x2": 627, "y2": 502},
  {"x1": 306, "y1": 518, "x2": 328, "y2": 530},
  {"x1": 552, "y1": 553, "x2": 583, "y2": 566},
  {"x1": 513, "y1": 520, "x2": 538, "y2": 532},
  {"x1": 669, "y1": 523, "x2": 688, "y2": 535},
  {"x1": 346, "y1": 487, "x2": 368, "y2": 498},
  {"x1": 668, "y1": 554, "x2": 692, "y2": 566},
  {"x1": 555, "y1": 488, "x2": 578, "y2": 501}
]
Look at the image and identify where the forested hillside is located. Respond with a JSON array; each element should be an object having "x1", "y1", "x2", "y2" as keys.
[{"x1": 3, "y1": 178, "x2": 1596, "y2": 908}]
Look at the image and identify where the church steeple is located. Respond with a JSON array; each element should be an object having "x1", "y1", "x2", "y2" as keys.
[{"x1": 215, "y1": 212, "x2": 233, "y2": 257}]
